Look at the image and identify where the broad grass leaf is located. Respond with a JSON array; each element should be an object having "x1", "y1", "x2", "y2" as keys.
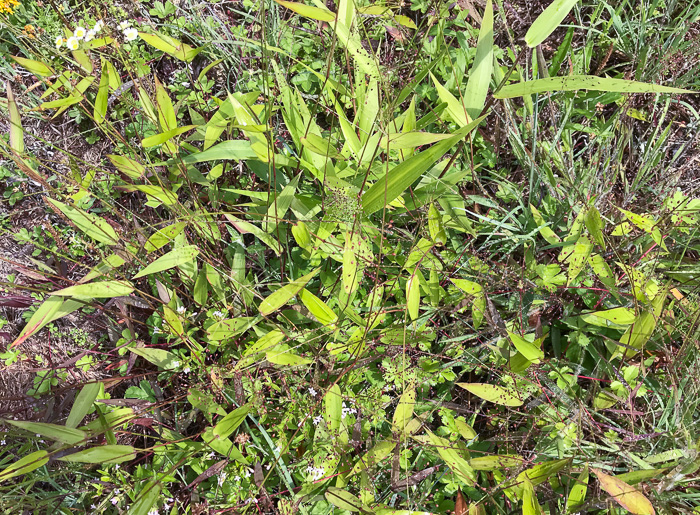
[
  {"x1": 94, "y1": 60, "x2": 109, "y2": 125},
  {"x1": 117, "y1": 185, "x2": 178, "y2": 206},
  {"x1": 530, "y1": 204, "x2": 561, "y2": 244},
  {"x1": 265, "y1": 174, "x2": 300, "y2": 232},
  {"x1": 565, "y1": 234, "x2": 593, "y2": 284},
  {"x1": 258, "y1": 268, "x2": 319, "y2": 316},
  {"x1": 144, "y1": 222, "x2": 187, "y2": 252},
  {"x1": 266, "y1": 346, "x2": 312, "y2": 366},
  {"x1": 406, "y1": 270, "x2": 420, "y2": 320},
  {"x1": 213, "y1": 403, "x2": 252, "y2": 439},
  {"x1": 581, "y1": 307, "x2": 636, "y2": 328},
  {"x1": 566, "y1": 464, "x2": 589, "y2": 513},
  {"x1": 11, "y1": 55, "x2": 53, "y2": 76},
  {"x1": 225, "y1": 215, "x2": 283, "y2": 255},
  {"x1": 457, "y1": 383, "x2": 523, "y2": 407},
  {"x1": 4, "y1": 420, "x2": 87, "y2": 445},
  {"x1": 392, "y1": 386, "x2": 416, "y2": 432},
  {"x1": 66, "y1": 382, "x2": 101, "y2": 428},
  {"x1": 139, "y1": 32, "x2": 200, "y2": 62},
  {"x1": 11, "y1": 296, "x2": 83, "y2": 348},
  {"x1": 430, "y1": 72, "x2": 469, "y2": 127},
  {"x1": 129, "y1": 347, "x2": 180, "y2": 369},
  {"x1": 508, "y1": 333, "x2": 544, "y2": 363},
  {"x1": 343, "y1": 231, "x2": 360, "y2": 295},
  {"x1": 273, "y1": 0, "x2": 336, "y2": 21},
  {"x1": 592, "y1": 468, "x2": 655, "y2": 515},
  {"x1": 455, "y1": 419, "x2": 477, "y2": 441},
  {"x1": 524, "y1": 0, "x2": 579, "y2": 47},
  {"x1": 0, "y1": 450, "x2": 49, "y2": 482},
  {"x1": 521, "y1": 476, "x2": 541, "y2": 515},
  {"x1": 206, "y1": 317, "x2": 257, "y2": 341},
  {"x1": 6, "y1": 82, "x2": 23, "y2": 153},
  {"x1": 202, "y1": 427, "x2": 248, "y2": 463},
  {"x1": 59, "y1": 445, "x2": 137, "y2": 464},
  {"x1": 169, "y1": 140, "x2": 257, "y2": 165},
  {"x1": 584, "y1": 206, "x2": 605, "y2": 248},
  {"x1": 428, "y1": 203, "x2": 447, "y2": 245},
  {"x1": 141, "y1": 125, "x2": 196, "y2": 147},
  {"x1": 333, "y1": 20, "x2": 381, "y2": 81},
  {"x1": 350, "y1": 440, "x2": 396, "y2": 475},
  {"x1": 380, "y1": 132, "x2": 452, "y2": 150},
  {"x1": 495, "y1": 75, "x2": 693, "y2": 98},
  {"x1": 53, "y1": 280, "x2": 134, "y2": 298},
  {"x1": 588, "y1": 254, "x2": 617, "y2": 292},
  {"x1": 129, "y1": 481, "x2": 162, "y2": 515},
  {"x1": 513, "y1": 459, "x2": 572, "y2": 491},
  {"x1": 468, "y1": 455, "x2": 523, "y2": 470},
  {"x1": 325, "y1": 487, "x2": 363, "y2": 512},
  {"x1": 299, "y1": 288, "x2": 337, "y2": 326},
  {"x1": 133, "y1": 245, "x2": 199, "y2": 279},
  {"x1": 107, "y1": 154, "x2": 145, "y2": 179},
  {"x1": 464, "y1": 0, "x2": 493, "y2": 120},
  {"x1": 362, "y1": 118, "x2": 485, "y2": 214},
  {"x1": 325, "y1": 384, "x2": 343, "y2": 431},
  {"x1": 46, "y1": 199, "x2": 119, "y2": 245},
  {"x1": 426, "y1": 430, "x2": 476, "y2": 483}
]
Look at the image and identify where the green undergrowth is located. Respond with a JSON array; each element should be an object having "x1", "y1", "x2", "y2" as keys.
[{"x1": 0, "y1": 0, "x2": 699, "y2": 513}]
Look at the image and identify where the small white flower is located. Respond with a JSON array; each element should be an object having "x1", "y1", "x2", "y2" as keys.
[
  {"x1": 243, "y1": 468, "x2": 251, "y2": 478},
  {"x1": 114, "y1": 488, "x2": 120, "y2": 493},
  {"x1": 66, "y1": 37, "x2": 80, "y2": 50},
  {"x1": 84, "y1": 29, "x2": 96, "y2": 42},
  {"x1": 176, "y1": 305, "x2": 186, "y2": 314},
  {"x1": 212, "y1": 310, "x2": 226, "y2": 320},
  {"x1": 124, "y1": 27, "x2": 139, "y2": 41},
  {"x1": 181, "y1": 82, "x2": 191, "y2": 88},
  {"x1": 265, "y1": 463, "x2": 271, "y2": 470},
  {"x1": 90, "y1": 505, "x2": 96, "y2": 510},
  {"x1": 152, "y1": 326, "x2": 161, "y2": 334},
  {"x1": 118, "y1": 21, "x2": 131, "y2": 30},
  {"x1": 218, "y1": 472, "x2": 227, "y2": 487},
  {"x1": 114, "y1": 465, "x2": 120, "y2": 470},
  {"x1": 207, "y1": 452, "x2": 216, "y2": 459},
  {"x1": 73, "y1": 27, "x2": 86, "y2": 40},
  {"x1": 0, "y1": 440, "x2": 5, "y2": 445},
  {"x1": 148, "y1": 509, "x2": 159, "y2": 515},
  {"x1": 36, "y1": 433, "x2": 41, "y2": 437},
  {"x1": 233, "y1": 475, "x2": 241, "y2": 482},
  {"x1": 183, "y1": 366, "x2": 191, "y2": 374},
  {"x1": 312, "y1": 415, "x2": 323, "y2": 426},
  {"x1": 171, "y1": 360, "x2": 180, "y2": 369},
  {"x1": 94, "y1": 20, "x2": 104, "y2": 31},
  {"x1": 308, "y1": 387, "x2": 317, "y2": 397},
  {"x1": 111, "y1": 497, "x2": 119, "y2": 505},
  {"x1": 54, "y1": 36, "x2": 63, "y2": 49}
]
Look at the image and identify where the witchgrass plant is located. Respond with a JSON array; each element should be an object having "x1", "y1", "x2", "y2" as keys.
[{"x1": 0, "y1": 0, "x2": 699, "y2": 513}]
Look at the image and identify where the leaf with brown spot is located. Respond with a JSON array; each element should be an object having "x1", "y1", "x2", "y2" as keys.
[{"x1": 592, "y1": 468, "x2": 655, "y2": 515}]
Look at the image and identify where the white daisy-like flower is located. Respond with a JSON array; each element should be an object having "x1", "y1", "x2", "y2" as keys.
[
  {"x1": 118, "y1": 21, "x2": 131, "y2": 30},
  {"x1": 84, "y1": 29, "x2": 96, "y2": 42},
  {"x1": 124, "y1": 27, "x2": 139, "y2": 41},
  {"x1": 73, "y1": 26, "x2": 86, "y2": 40},
  {"x1": 66, "y1": 37, "x2": 80, "y2": 50},
  {"x1": 54, "y1": 36, "x2": 63, "y2": 49},
  {"x1": 308, "y1": 387, "x2": 317, "y2": 397},
  {"x1": 94, "y1": 20, "x2": 104, "y2": 31}
]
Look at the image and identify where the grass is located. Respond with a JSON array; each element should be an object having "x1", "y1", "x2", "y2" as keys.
[{"x1": 0, "y1": 0, "x2": 699, "y2": 513}]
